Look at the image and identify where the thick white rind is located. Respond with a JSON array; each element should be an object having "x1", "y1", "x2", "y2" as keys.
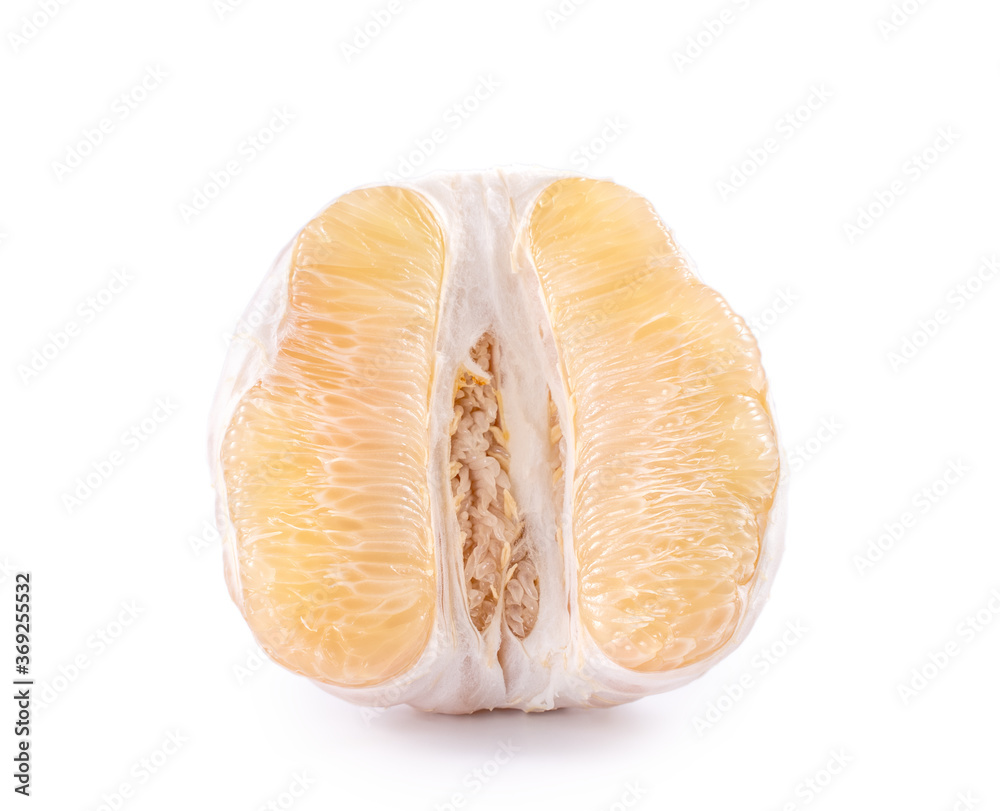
[{"x1": 208, "y1": 167, "x2": 787, "y2": 714}]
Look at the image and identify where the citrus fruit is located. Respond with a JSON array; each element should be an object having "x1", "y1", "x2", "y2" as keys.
[{"x1": 210, "y1": 169, "x2": 784, "y2": 713}]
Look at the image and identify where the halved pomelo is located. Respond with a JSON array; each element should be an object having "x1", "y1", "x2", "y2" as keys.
[{"x1": 210, "y1": 169, "x2": 784, "y2": 713}]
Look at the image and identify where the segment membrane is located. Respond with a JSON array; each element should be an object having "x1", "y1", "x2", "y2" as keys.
[{"x1": 450, "y1": 334, "x2": 539, "y2": 639}]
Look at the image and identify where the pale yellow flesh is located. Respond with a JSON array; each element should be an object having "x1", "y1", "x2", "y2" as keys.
[
  {"x1": 528, "y1": 178, "x2": 779, "y2": 672},
  {"x1": 221, "y1": 187, "x2": 443, "y2": 687}
]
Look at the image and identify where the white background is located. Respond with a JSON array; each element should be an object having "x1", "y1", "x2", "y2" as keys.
[{"x1": 3, "y1": 0, "x2": 999, "y2": 809}]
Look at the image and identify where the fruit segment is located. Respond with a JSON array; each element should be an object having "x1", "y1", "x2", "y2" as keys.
[
  {"x1": 221, "y1": 186, "x2": 444, "y2": 687},
  {"x1": 528, "y1": 178, "x2": 780, "y2": 673}
]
